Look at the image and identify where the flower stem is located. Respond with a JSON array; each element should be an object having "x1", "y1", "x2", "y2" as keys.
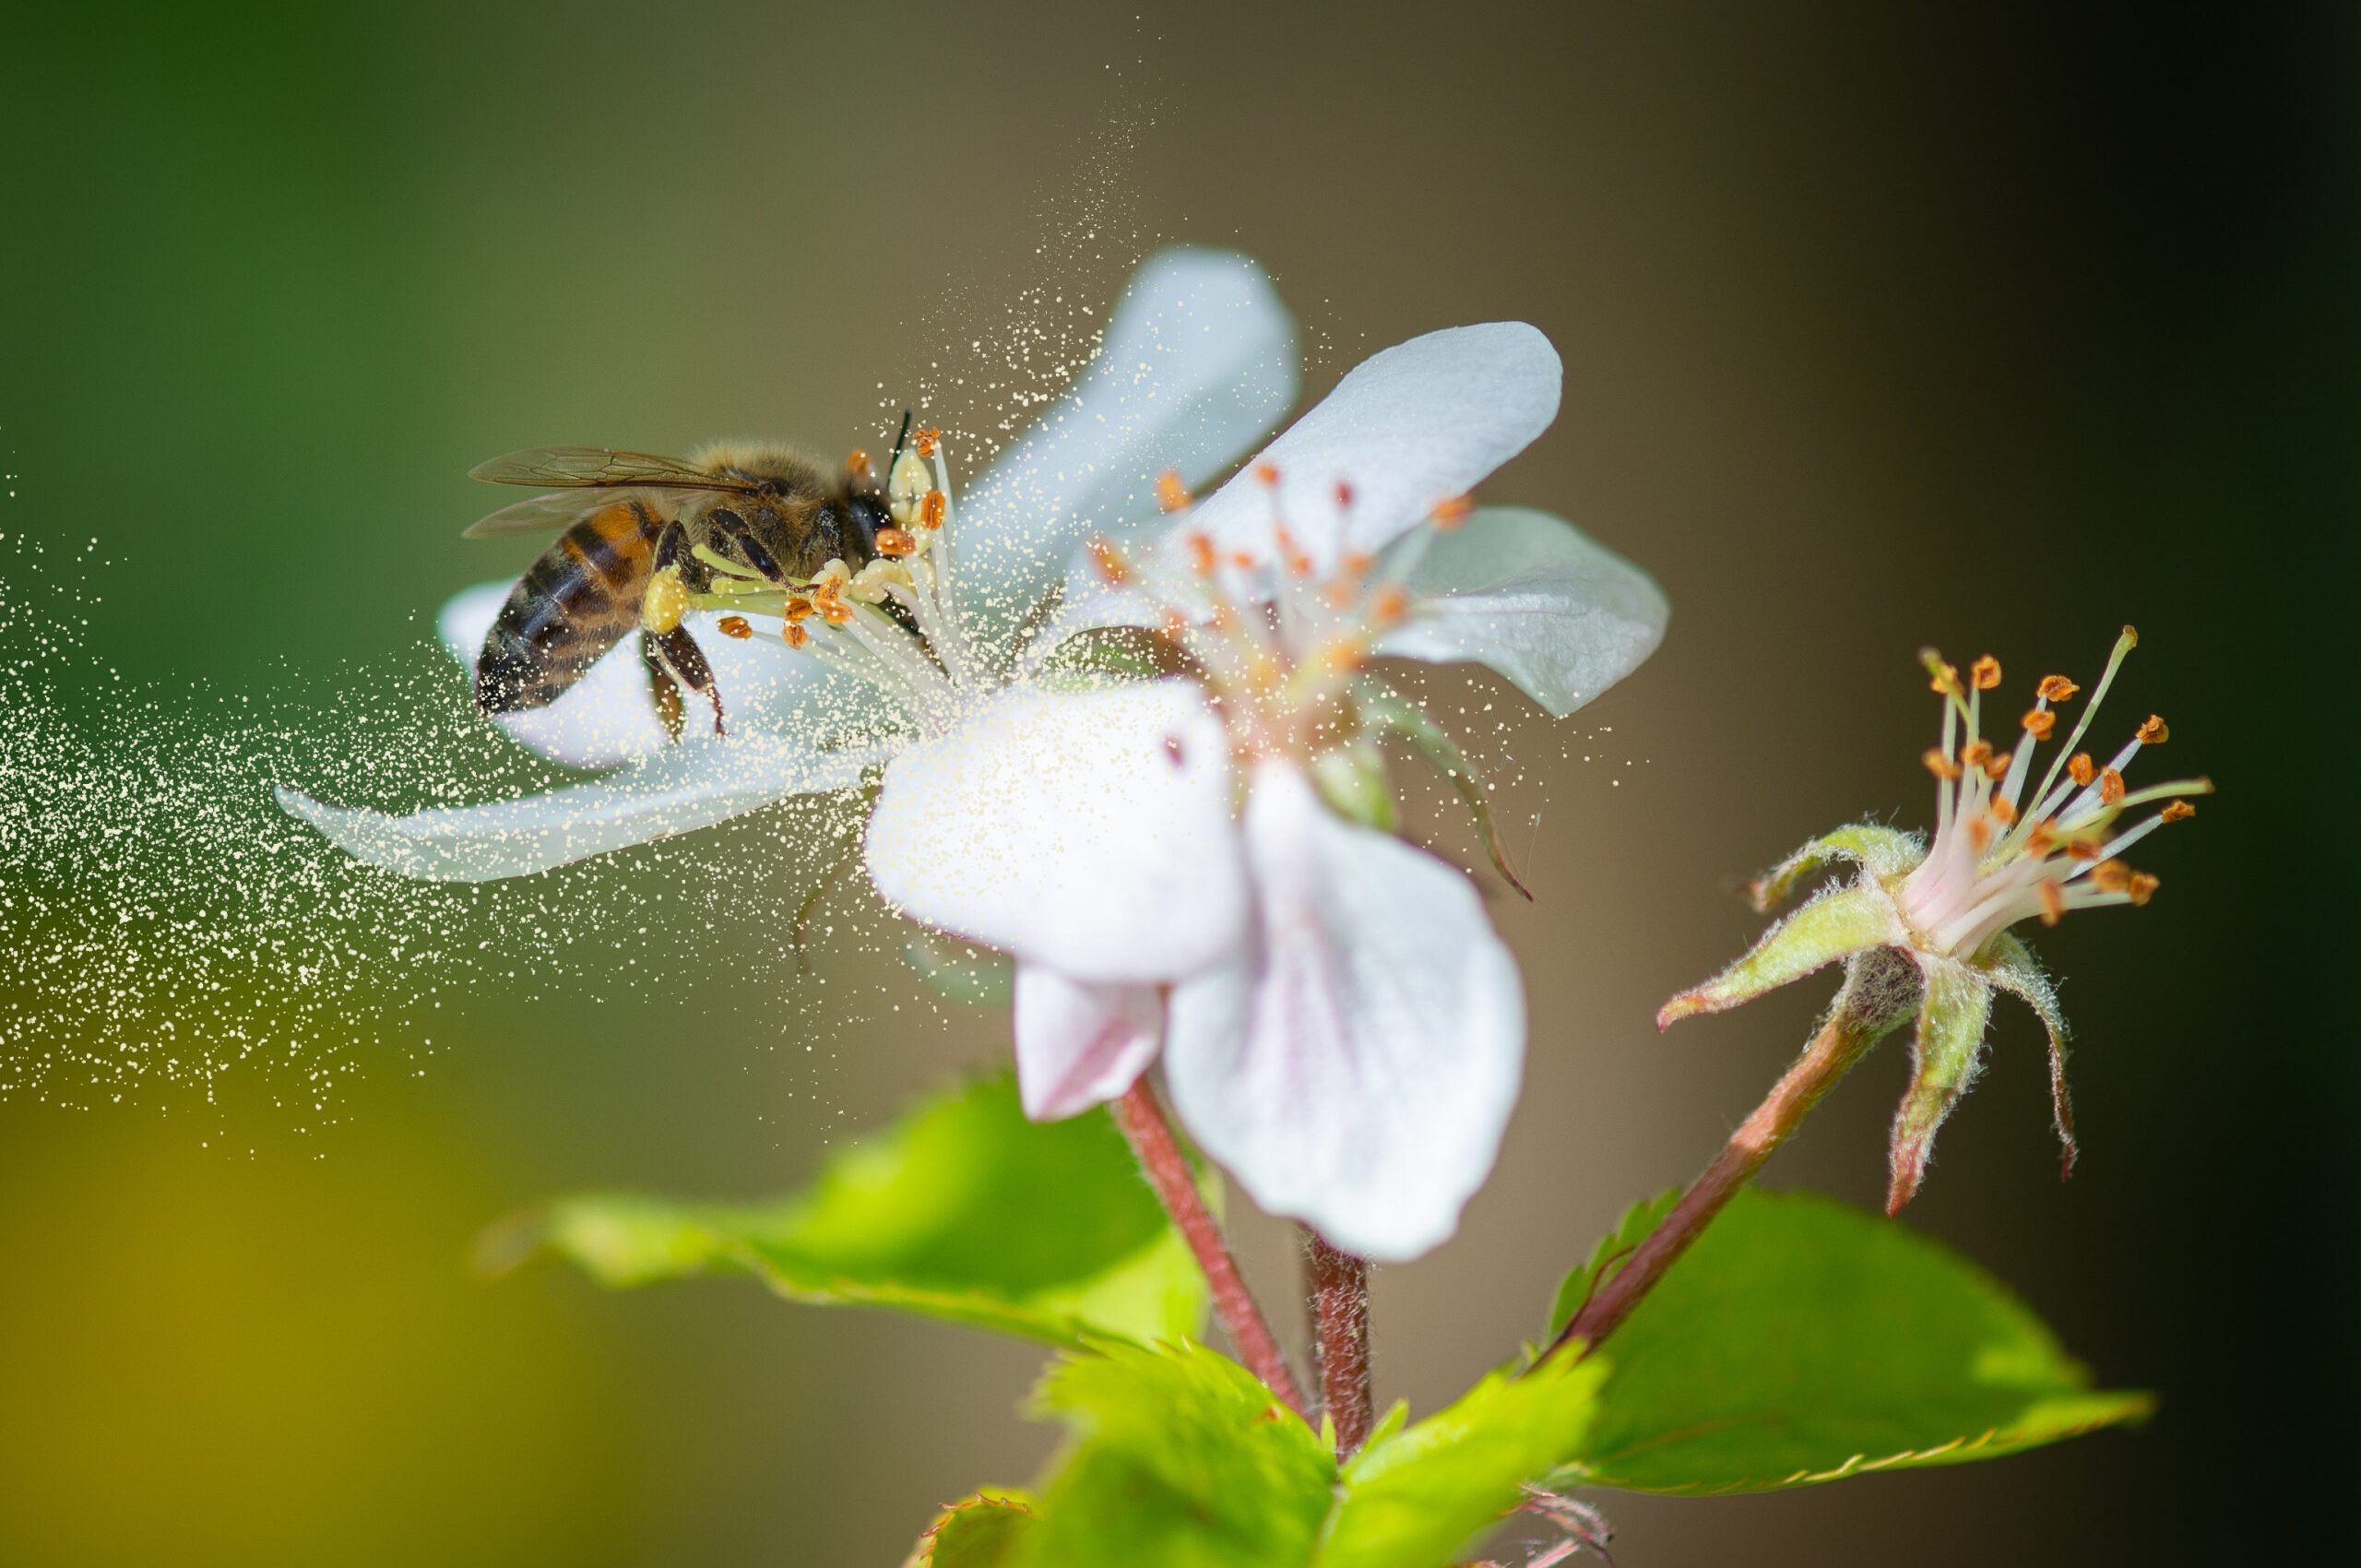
[
  {"x1": 1546, "y1": 964, "x2": 1904, "y2": 1362},
  {"x1": 1303, "y1": 1227, "x2": 1373, "y2": 1456},
  {"x1": 1109, "y1": 1080, "x2": 1309, "y2": 1420}
]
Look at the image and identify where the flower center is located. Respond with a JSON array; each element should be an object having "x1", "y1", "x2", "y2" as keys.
[{"x1": 1894, "y1": 627, "x2": 2210, "y2": 958}]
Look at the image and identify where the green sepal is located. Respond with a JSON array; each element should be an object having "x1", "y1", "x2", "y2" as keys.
[
  {"x1": 1309, "y1": 736, "x2": 1398, "y2": 832},
  {"x1": 1543, "y1": 1189, "x2": 1679, "y2": 1344},
  {"x1": 1557, "y1": 1189, "x2": 2153, "y2": 1495},
  {"x1": 1982, "y1": 929, "x2": 2079, "y2": 1179},
  {"x1": 1352, "y1": 677, "x2": 1531, "y2": 897},
  {"x1": 1659, "y1": 885, "x2": 1903, "y2": 1027},
  {"x1": 905, "y1": 1491, "x2": 1038, "y2": 1567},
  {"x1": 1315, "y1": 1355, "x2": 1607, "y2": 1568},
  {"x1": 1886, "y1": 959, "x2": 1993, "y2": 1213},
  {"x1": 484, "y1": 1072, "x2": 1206, "y2": 1348},
  {"x1": 1748, "y1": 824, "x2": 1925, "y2": 911},
  {"x1": 1016, "y1": 1341, "x2": 1335, "y2": 1566}
]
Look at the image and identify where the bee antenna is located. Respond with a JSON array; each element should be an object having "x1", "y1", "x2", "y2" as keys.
[{"x1": 885, "y1": 408, "x2": 913, "y2": 477}]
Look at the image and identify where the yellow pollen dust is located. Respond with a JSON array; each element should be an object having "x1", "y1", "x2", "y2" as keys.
[
  {"x1": 2021, "y1": 708, "x2": 2058, "y2": 741},
  {"x1": 2161, "y1": 800, "x2": 2198, "y2": 823},
  {"x1": 641, "y1": 566, "x2": 690, "y2": 635},
  {"x1": 2037, "y1": 674, "x2": 2081, "y2": 702},
  {"x1": 1922, "y1": 747, "x2": 1963, "y2": 781},
  {"x1": 2068, "y1": 752, "x2": 2096, "y2": 786},
  {"x1": 874, "y1": 527, "x2": 918, "y2": 558},
  {"x1": 2037, "y1": 882, "x2": 2069, "y2": 925},
  {"x1": 1970, "y1": 655, "x2": 2002, "y2": 690},
  {"x1": 2099, "y1": 767, "x2": 2127, "y2": 804},
  {"x1": 2137, "y1": 714, "x2": 2170, "y2": 744},
  {"x1": 718, "y1": 615, "x2": 753, "y2": 640},
  {"x1": 1156, "y1": 469, "x2": 1192, "y2": 513}
]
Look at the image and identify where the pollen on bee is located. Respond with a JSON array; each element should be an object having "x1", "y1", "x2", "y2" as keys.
[
  {"x1": 1922, "y1": 747, "x2": 1963, "y2": 781},
  {"x1": 2161, "y1": 799, "x2": 2198, "y2": 823},
  {"x1": 718, "y1": 615, "x2": 753, "y2": 639},
  {"x1": 640, "y1": 566, "x2": 691, "y2": 635},
  {"x1": 2038, "y1": 674, "x2": 2081, "y2": 702},
  {"x1": 875, "y1": 527, "x2": 919, "y2": 558},
  {"x1": 1431, "y1": 493, "x2": 1474, "y2": 529},
  {"x1": 2137, "y1": 714, "x2": 2170, "y2": 744},
  {"x1": 1971, "y1": 655, "x2": 2002, "y2": 690},
  {"x1": 2037, "y1": 882, "x2": 2069, "y2": 925},
  {"x1": 1087, "y1": 539, "x2": 1132, "y2": 586},
  {"x1": 919, "y1": 491, "x2": 946, "y2": 530},
  {"x1": 1157, "y1": 469, "x2": 1192, "y2": 513},
  {"x1": 2128, "y1": 872, "x2": 2161, "y2": 906},
  {"x1": 782, "y1": 622, "x2": 809, "y2": 649},
  {"x1": 2068, "y1": 752, "x2": 2096, "y2": 786},
  {"x1": 914, "y1": 426, "x2": 941, "y2": 458},
  {"x1": 2099, "y1": 767, "x2": 2126, "y2": 804},
  {"x1": 2021, "y1": 708, "x2": 2058, "y2": 741}
]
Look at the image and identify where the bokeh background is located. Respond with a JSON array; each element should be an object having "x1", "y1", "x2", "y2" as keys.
[{"x1": 1, "y1": 3, "x2": 2350, "y2": 1562}]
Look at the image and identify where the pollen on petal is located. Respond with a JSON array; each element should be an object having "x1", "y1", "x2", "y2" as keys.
[
  {"x1": 718, "y1": 615, "x2": 753, "y2": 639},
  {"x1": 2022, "y1": 708, "x2": 2058, "y2": 741},
  {"x1": 1156, "y1": 469, "x2": 1192, "y2": 512},
  {"x1": 2039, "y1": 674, "x2": 2081, "y2": 702},
  {"x1": 2161, "y1": 799, "x2": 2197, "y2": 823},
  {"x1": 2137, "y1": 714, "x2": 2170, "y2": 744},
  {"x1": 1971, "y1": 655, "x2": 2002, "y2": 690}
]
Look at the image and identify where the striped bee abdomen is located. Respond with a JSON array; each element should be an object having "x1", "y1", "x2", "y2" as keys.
[{"x1": 476, "y1": 497, "x2": 664, "y2": 714}]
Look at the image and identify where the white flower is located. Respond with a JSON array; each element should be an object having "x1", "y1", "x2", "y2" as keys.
[
  {"x1": 864, "y1": 321, "x2": 1670, "y2": 1261},
  {"x1": 275, "y1": 248, "x2": 1300, "y2": 883}
]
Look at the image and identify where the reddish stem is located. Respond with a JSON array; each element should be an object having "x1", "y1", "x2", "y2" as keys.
[
  {"x1": 1545, "y1": 1001, "x2": 1889, "y2": 1361},
  {"x1": 1303, "y1": 1227, "x2": 1373, "y2": 1456},
  {"x1": 1110, "y1": 1080, "x2": 1308, "y2": 1420}
]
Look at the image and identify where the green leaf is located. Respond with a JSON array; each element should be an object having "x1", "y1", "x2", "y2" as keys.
[
  {"x1": 1014, "y1": 1341, "x2": 1335, "y2": 1568},
  {"x1": 1560, "y1": 1190, "x2": 2154, "y2": 1494},
  {"x1": 492, "y1": 1072, "x2": 1205, "y2": 1348},
  {"x1": 906, "y1": 1491, "x2": 1038, "y2": 1567},
  {"x1": 1543, "y1": 1189, "x2": 1679, "y2": 1343},
  {"x1": 1315, "y1": 1354, "x2": 1607, "y2": 1568}
]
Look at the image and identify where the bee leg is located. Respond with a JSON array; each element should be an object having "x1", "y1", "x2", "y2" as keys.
[
  {"x1": 639, "y1": 631, "x2": 686, "y2": 742},
  {"x1": 648, "y1": 623, "x2": 725, "y2": 737}
]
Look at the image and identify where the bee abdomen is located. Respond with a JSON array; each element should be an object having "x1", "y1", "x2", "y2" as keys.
[{"x1": 476, "y1": 499, "x2": 662, "y2": 715}]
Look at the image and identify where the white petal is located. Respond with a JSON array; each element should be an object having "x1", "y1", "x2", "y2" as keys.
[
  {"x1": 1373, "y1": 506, "x2": 1669, "y2": 718},
  {"x1": 863, "y1": 682, "x2": 1247, "y2": 984},
  {"x1": 1011, "y1": 968, "x2": 1163, "y2": 1120},
  {"x1": 1163, "y1": 760, "x2": 1525, "y2": 1262},
  {"x1": 436, "y1": 581, "x2": 879, "y2": 771},
  {"x1": 952, "y1": 248, "x2": 1297, "y2": 653},
  {"x1": 276, "y1": 732, "x2": 885, "y2": 883},
  {"x1": 1184, "y1": 322, "x2": 1560, "y2": 564}
]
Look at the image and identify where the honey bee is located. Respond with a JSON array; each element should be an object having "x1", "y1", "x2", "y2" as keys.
[{"x1": 464, "y1": 416, "x2": 915, "y2": 738}]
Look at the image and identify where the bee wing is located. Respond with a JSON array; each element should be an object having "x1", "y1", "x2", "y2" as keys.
[
  {"x1": 461, "y1": 489, "x2": 635, "y2": 538},
  {"x1": 469, "y1": 446, "x2": 758, "y2": 491}
]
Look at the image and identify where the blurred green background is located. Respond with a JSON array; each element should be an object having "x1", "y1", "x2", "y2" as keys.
[{"x1": 1, "y1": 3, "x2": 2349, "y2": 1562}]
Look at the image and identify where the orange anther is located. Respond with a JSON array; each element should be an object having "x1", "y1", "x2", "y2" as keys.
[
  {"x1": 1963, "y1": 739, "x2": 1994, "y2": 768},
  {"x1": 2137, "y1": 714, "x2": 2169, "y2": 744},
  {"x1": 2066, "y1": 837, "x2": 2103, "y2": 861},
  {"x1": 718, "y1": 615, "x2": 753, "y2": 640},
  {"x1": 1432, "y1": 493, "x2": 1474, "y2": 529},
  {"x1": 1970, "y1": 655, "x2": 2002, "y2": 690},
  {"x1": 782, "y1": 622, "x2": 809, "y2": 649},
  {"x1": 1157, "y1": 608, "x2": 1190, "y2": 640},
  {"x1": 1087, "y1": 539, "x2": 1131, "y2": 586},
  {"x1": 2091, "y1": 860, "x2": 2133, "y2": 894},
  {"x1": 1922, "y1": 747, "x2": 1963, "y2": 781},
  {"x1": 2068, "y1": 752, "x2": 2095, "y2": 786},
  {"x1": 2099, "y1": 768, "x2": 2126, "y2": 804},
  {"x1": 1185, "y1": 531, "x2": 1217, "y2": 576},
  {"x1": 1229, "y1": 551, "x2": 1259, "y2": 571},
  {"x1": 1334, "y1": 480, "x2": 1357, "y2": 508},
  {"x1": 2128, "y1": 872, "x2": 2160, "y2": 906},
  {"x1": 1253, "y1": 461, "x2": 1281, "y2": 486},
  {"x1": 1989, "y1": 796, "x2": 2018, "y2": 827},
  {"x1": 914, "y1": 426, "x2": 941, "y2": 458},
  {"x1": 846, "y1": 447, "x2": 871, "y2": 476},
  {"x1": 2021, "y1": 708, "x2": 2057, "y2": 741},
  {"x1": 1274, "y1": 526, "x2": 1313, "y2": 577},
  {"x1": 875, "y1": 527, "x2": 918, "y2": 558},
  {"x1": 1928, "y1": 661, "x2": 1960, "y2": 695},
  {"x1": 1370, "y1": 584, "x2": 1410, "y2": 626},
  {"x1": 2161, "y1": 800, "x2": 2197, "y2": 823},
  {"x1": 1982, "y1": 751, "x2": 2012, "y2": 781},
  {"x1": 1341, "y1": 551, "x2": 1375, "y2": 577},
  {"x1": 2038, "y1": 674, "x2": 2080, "y2": 703},
  {"x1": 1967, "y1": 815, "x2": 1993, "y2": 854},
  {"x1": 2037, "y1": 882, "x2": 2068, "y2": 925},
  {"x1": 783, "y1": 597, "x2": 814, "y2": 623},
  {"x1": 919, "y1": 490, "x2": 946, "y2": 530},
  {"x1": 2025, "y1": 820, "x2": 2058, "y2": 856},
  {"x1": 1156, "y1": 469, "x2": 1192, "y2": 513},
  {"x1": 1322, "y1": 636, "x2": 1370, "y2": 673}
]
